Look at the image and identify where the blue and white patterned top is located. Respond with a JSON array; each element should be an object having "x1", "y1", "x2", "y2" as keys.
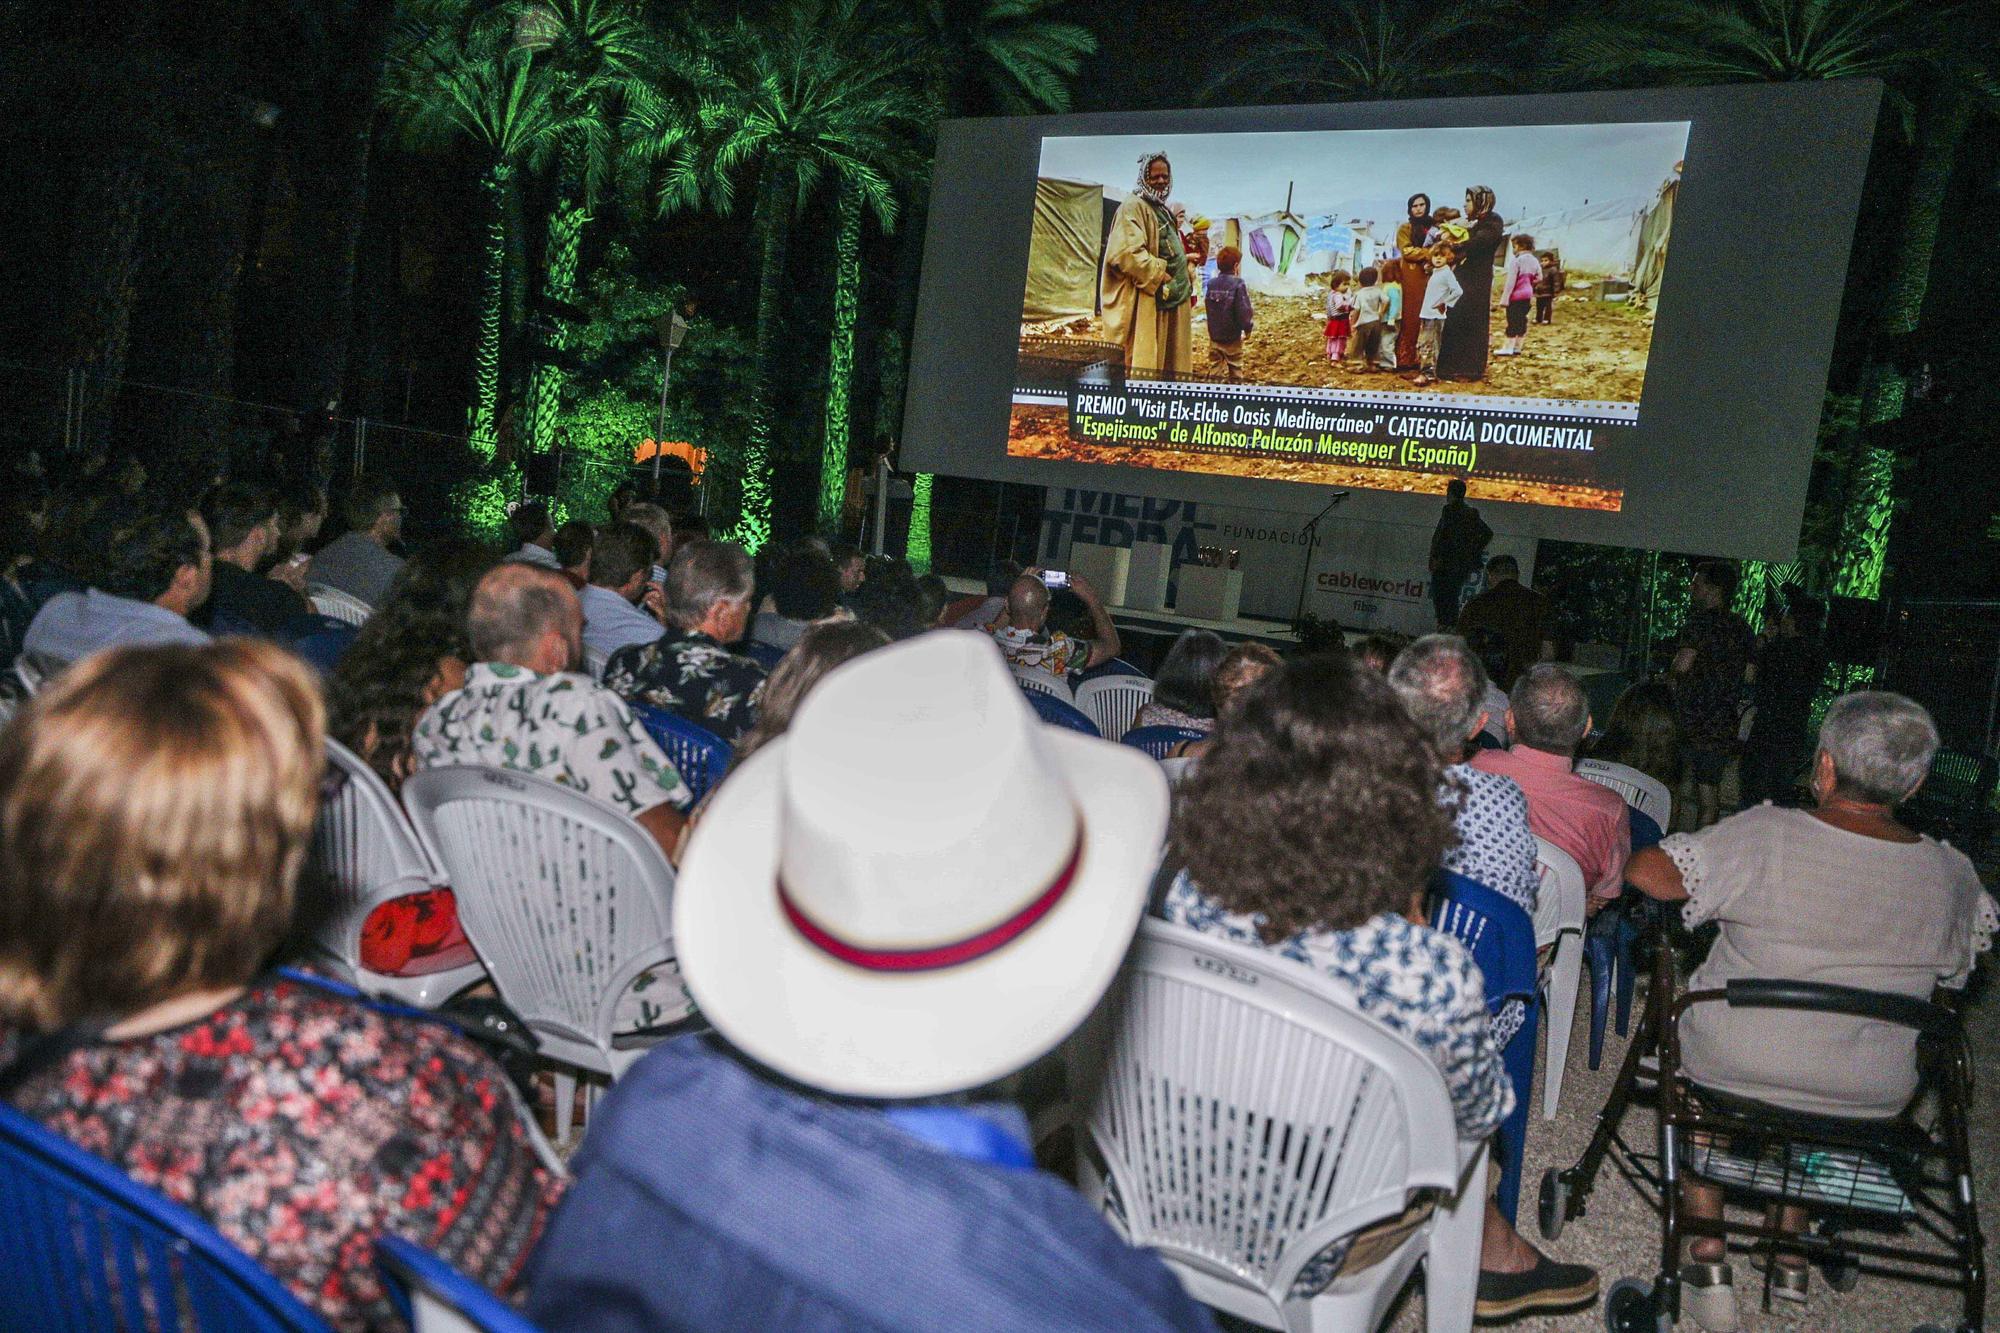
[
  {"x1": 1441, "y1": 763, "x2": 1540, "y2": 915},
  {"x1": 1163, "y1": 873, "x2": 1513, "y2": 1139}
]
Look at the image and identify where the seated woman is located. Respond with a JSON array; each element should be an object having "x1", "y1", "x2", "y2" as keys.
[
  {"x1": 1132, "y1": 629, "x2": 1226, "y2": 732},
  {"x1": 1626, "y1": 690, "x2": 1994, "y2": 1323},
  {"x1": 1170, "y1": 640, "x2": 1280, "y2": 760},
  {"x1": 0, "y1": 641, "x2": 563, "y2": 1330},
  {"x1": 326, "y1": 540, "x2": 496, "y2": 974},
  {"x1": 1163, "y1": 653, "x2": 1597, "y2": 1319},
  {"x1": 1587, "y1": 679, "x2": 1683, "y2": 818}
]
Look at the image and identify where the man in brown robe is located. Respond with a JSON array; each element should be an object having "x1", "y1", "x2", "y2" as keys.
[{"x1": 1102, "y1": 152, "x2": 1194, "y2": 379}]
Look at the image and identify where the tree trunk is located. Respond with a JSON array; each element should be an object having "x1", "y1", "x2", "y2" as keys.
[
  {"x1": 735, "y1": 169, "x2": 790, "y2": 553},
  {"x1": 816, "y1": 181, "x2": 865, "y2": 536},
  {"x1": 469, "y1": 164, "x2": 511, "y2": 460},
  {"x1": 525, "y1": 160, "x2": 588, "y2": 465},
  {"x1": 907, "y1": 472, "x2": 935, "y2": 572}
]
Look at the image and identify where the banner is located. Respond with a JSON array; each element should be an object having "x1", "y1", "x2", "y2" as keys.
[{"x1": 1039, "y1": 486, "x2": 1537, "y2": 638}]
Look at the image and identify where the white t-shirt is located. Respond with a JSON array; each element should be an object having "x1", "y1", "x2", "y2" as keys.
[{"x1": 1422, "y1": 266, "x2": 1463, "y2": 319}]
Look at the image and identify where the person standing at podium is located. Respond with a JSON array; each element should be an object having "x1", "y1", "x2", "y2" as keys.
[{"x1": 1429, "y1": 478, "x2": 1491, "y2": 629}]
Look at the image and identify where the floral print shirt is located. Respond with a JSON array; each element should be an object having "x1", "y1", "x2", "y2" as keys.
[
  {"x1": 603, "y1": 628, "x2": 767, "y2": 746},
  {"x1": 412, "y1": 662, "x2": 691, "y2": 814},
  {"x1": 1, "y1": 976, "x2": 564, "y2": 1331},
  {"x1": 991, "y1": 624, "x2": 1092, "y2": 684},
  {"x1": 1441, "y1": 763, "x2": 1540, "y2": 915}
]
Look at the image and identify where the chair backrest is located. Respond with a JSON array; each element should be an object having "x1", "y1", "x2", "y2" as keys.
[
  {"x1": 311, "y1": 739, "x2": 446, "y2": 966},
  {"x1": 1574, "y1": 757, "x2": 1671, "y2": 830},
  {"x1": 1020, "y1": 685, "x2": 1100, "y2": 736},
  {"x1": 1073, "y1": 674, "x2": 1156, "y2": 743},
  {"x1": 581, "y1": 643, "x2": 609, "y2": 681},
  {"x1": 305, "y1": 584, "x2": 373, "y2": 628},
  {"x1": 0, "y1": 1103, "x2": 328, "y2": 1331},
  {"x1": 376, "y1": 1235, "x2": 542, "y2": 1333},
  {"x1": 1428, "y1": 870, "x2": 1538, "y2": 1014},
  {"x1": 1530, "y1": 838, "x2": 1587, "y2": 952},
  {"x1": 629, "y1": 702, "x2": 732, "y2": 802},
  {"x1": 1008, "y1": 662, "x2": 1074, "y2": 704},
  {"x1": 1120, "y1": 725, "x2": 1207, "y2": 759},
  {"x1": 402, "y1": 766, "x2": 677, "y2": 1071},
  {"x1": 1069, "y1": 919, "x2": 1460, "y2": 1308}
]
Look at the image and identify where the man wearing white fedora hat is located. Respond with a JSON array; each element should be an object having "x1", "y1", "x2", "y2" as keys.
[{"x1": 527, "y1": 632, "x2": 1216, "y2": 1331}]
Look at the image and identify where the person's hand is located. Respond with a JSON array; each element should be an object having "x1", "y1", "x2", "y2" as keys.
[
  {"x1": 1068, "y1": 572, "x2": 1102, "y2": 605},
  {"x1": 642, "y1": 583, "x2": 666, "y2": 622},
  {"x1": 270, "y1": 554, "x2": 309, "y2": 593}
]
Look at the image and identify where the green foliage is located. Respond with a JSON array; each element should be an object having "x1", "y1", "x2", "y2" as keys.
[
  {"x1": 906, "y1": 472, "x2": 935, "y2": 572},
  {"x1": 451, "y1": 463, "x2": 522, "y2": 541},
  {"x1": 1203, "y1": 2, "x2": 1511, "y2": 105},
  {"x1": 918, "y1": 0, "x2": 1098, "y2": 114}
]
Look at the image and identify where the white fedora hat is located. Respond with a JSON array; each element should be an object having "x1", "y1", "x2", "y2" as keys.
[{"x1": 673, "y1": 631, "x2": 1169, "y2": 1098}]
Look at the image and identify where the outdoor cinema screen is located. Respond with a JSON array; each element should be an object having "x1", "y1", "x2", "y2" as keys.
[{"x1": 903, "y1": 82, "x2": 1881, "y2": 561}]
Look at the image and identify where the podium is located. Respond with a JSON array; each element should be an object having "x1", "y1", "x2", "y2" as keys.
[
  {"x1": 1176, "y1": 565, "x2": 1244, "y2": 622},
  {"x1": 1123, "y1": 542, "x2": 1173, "y2": 611},
  {"x1": 1066, "y1": 543, "x2": 1130, "y2": 606}
]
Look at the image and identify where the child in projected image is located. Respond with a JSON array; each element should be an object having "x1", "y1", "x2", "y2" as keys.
[
  {"x1": 1535, "y1": 251, "x2": 1563, "y2": 325},
  {"x1": 1349, "y1": 266, "x2": 1390, "y2": 373},
  {"x1": 1499, "y1": 233, "x2": 1540, "y2": 357},
  {"x1": 1377, "y1": 258, "x2": 1405, "y2": 370},
  {"x1": 1323, "y1": 271, "x2": 1354, "y2": 363},
  {"x1": 1415, "y1": 247, "x2": 1461, "y2": 386},
  {"x1": 1203, "y1": 245, "x2": 1255, "y2": 383}
]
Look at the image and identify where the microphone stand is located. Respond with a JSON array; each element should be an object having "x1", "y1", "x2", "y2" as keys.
[{"x1": 1291, "y1": 492, "x2": 1350, "y2": 628}]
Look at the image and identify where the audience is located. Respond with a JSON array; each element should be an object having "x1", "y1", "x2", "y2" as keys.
[
  {"x1": 412, "y1": 563, "x2": 691, "y2": 858},
  {"x1": 1671, "y1": 561, "x2": 1754, "y2": 828},
  {"x1": 506, "y1": 501, "x2": 559, "y2": 569},
  {"x1": 1133, "y1": 629, "x2": 1227, "y2": 732},
  {"x1": 0, "y1": 641, "x2": 562, "y2": 1329},
  {"x1": 23, "y1": 497, "x2": 212, "y2": 667},
  {"x1": 1587, "y1": 680, "x2": 1685, "y2": 799},
  {"x1": 948, "y1": 560, "x2": 1019, "y2": 631},
  {"x1": 830, "y1": 541, "x2": 866, "y2": 597},
  {"x1": 309, "y1": 478, "x2": 406, "y2": 608},
  {"x1": 991, "y1": 571, "x2": 1120, "y2": 684},
  {"x1": 750, "y1": 542, "x2": 842, "y2": 653},
  {"x1": 602, "y1": 539, "x2": 766, "y2": 745},
  {"x1": 551, "y1": 519, "x2": 593, "y2": 589},
  {"x1": 1471, "y1": 664, "x2": 1631, "y2": 907},
  {"x1": 849, "y1": 558, "x2": 938, "y2": 642},
  {"x1": 201, "y1": 482, "x2": 309, "y2": 633},
  {"x1": 733, "y1": 619, "x2": 890, "y2": 766},
  {"x1": 1162, "y1": 653, "x2": 1598, "y2": 1319},
  {"x1": 526, "y1": 632, "x2": 1214, "y2": 1331},
  {"x1": 0, "y1": 484, "x2": 50, "y2": 672},
  {"x1": 1173, "y1": 641, "x2": 1281, "y2": 760},
  {"x1": 1455, "y1": 554, "x2": 1554, "y2": 691},
  {"x1": 622, "y1": 502, "x2": 674, "y2": 584},
  {"x1": 1625, "y1": 691, "x2": 1995, "y2": 1325},
  {"x1": 577, "y1": 521, "x2": 665, "y2": 662},
  {"x1": 1351, "y1": 633, "x2": 1407, "y2": 674}
]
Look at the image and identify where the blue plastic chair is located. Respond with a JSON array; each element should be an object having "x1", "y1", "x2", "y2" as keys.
[
  {"x1": 1021, "y1": 686, "x2": 1101, "y2": 736},
  {"x1": 1120, "y1": 725, "x2": 1206, "y2": 758},
  {"x1": 1428, "y1": 870, "x2": 1540, "y2": 1224},
  {"x1": 1585, "y1": 805, "x2": 1663, "y2": 1070},
  {"x1": 630, "y1": 703, "x2": 732, "y2": 802},
  {"x1": 376, "y1": 1235, "x2": 542, "y2": 1333},
  {"x1": 742, "y1": 639, "x2": 786, "y2": 672},
  {"x1": 0, "y1": 1102, "x2": 329, "y2": 1330}
]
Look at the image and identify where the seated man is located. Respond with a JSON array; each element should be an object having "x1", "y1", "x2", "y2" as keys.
[
  {"x1": 603, "y1": 539, "x2": 766, "y2": 745},
  {"x1": 1471, "y1": 664, "x2": 1631, "y2": 908},
  {"x1": 504, "y1": 500, "x2": 559, "y2": 569},
  {"x1": 412, "y1": 563, "x2": 691, "y2": 858},
  {"x1": 577, "y1": 521, "x2": 664, "y2": 662},
  {"x1": 622, "y1": 502, "x2": 674, "y2": 585},
  {"x1": 201, "y1": 482, "x2": 308, "y2": 633},
  {"x1": 751, "y1": 542, "x2": 840, "y2": 653},
  {"x1": 1455, "y1": 555, "x2": 1553, "y2": 693},
  {"x1": 24, "y1": 497, "x2": 212, "y2": 667},
  {"x1": 552, "y1": 520, "x2": 593, "y2": 589},
  {"x1": 990, "y1": 571, "x2": 1120, "y2": 686},
  {"x1": 526, "y1": 633, "x2": 1214, "y2": 1331},
  {"x1": 309, "y1": 477, "x2": 405, "y2": 608}
]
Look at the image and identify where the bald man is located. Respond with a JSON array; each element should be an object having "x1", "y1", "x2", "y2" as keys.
[
  {"x1": 990, "y1": 571, "x2": 1121, "y2": 685},
  {"x1": 411, "y1": 563, "x2": 691, "y2": 858}
]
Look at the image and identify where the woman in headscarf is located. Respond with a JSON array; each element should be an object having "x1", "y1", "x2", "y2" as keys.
[
  {"x1": 1393, "y1": 193, "x2": 1437, "y2": 372},
  {"x1": 1101, "y1": 152, "x2": 1196, "y2": 379},
  {"x1": 1438, "y1": 185, "x2": 1505, "y2": 382}
]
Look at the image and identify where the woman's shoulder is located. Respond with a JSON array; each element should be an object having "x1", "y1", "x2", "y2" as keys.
[{"x1": 247, "y1": 975, "x2": 509, "y2": 1103}]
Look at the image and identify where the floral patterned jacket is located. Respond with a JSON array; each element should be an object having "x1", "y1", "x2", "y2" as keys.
[{"x1": 603, "y1": 628, "x2": 767, "y2": 746}]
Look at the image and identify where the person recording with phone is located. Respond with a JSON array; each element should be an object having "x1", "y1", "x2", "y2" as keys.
[{"x1": 989, "y1": 569, "x2": 1122, "y2": 687}]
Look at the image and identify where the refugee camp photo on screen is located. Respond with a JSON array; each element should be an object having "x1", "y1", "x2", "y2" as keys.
[{"x1": 1016, "y1": 122, "x2": 1688, "y2": 408}]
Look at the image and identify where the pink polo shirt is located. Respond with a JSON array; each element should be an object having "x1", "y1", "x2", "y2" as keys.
[{"x1": 1470, "y1": 744, "x2": 1632, "y2": 898}]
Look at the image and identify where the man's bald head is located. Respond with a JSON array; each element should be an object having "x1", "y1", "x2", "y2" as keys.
[
  {"x1": 1007, "y1": 575, "x2": 1050, "y2": 632},
  {"x1": 468, "y1": 562, "x2": 582, "y2": 669}
]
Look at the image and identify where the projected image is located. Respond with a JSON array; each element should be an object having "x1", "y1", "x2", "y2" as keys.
[{"x1": 1010, "y1": 122, "x2": 1690, "y2": 511}]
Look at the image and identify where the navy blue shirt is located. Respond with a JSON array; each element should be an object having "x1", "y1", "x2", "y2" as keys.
[{"x1": 526, "y1": 1035, "x2": 1216, "y2": 1332}]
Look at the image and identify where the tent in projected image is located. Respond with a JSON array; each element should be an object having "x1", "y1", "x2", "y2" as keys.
[
  {"x1": 1300, "y1": 216, "x2": 1387, "y2": 282},
  {"x1": 1023, "y1": 177, "x2": 1118, "y2": 323},
  {"x1": 1504, "y1": 194, "x2": 1650, "y2": 279},
  {"x1": 1214, "y1": 209, "x2": 1310, "y2": 295}
]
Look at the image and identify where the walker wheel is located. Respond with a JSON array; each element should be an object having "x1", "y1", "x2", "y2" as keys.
[
  {"x1": 1538, "y1": 1168, "x2": 1570, "y2": 1242},
  {"x1": 1604, "y1": 1277, "x2": 1669, "y2": 1332},
  {"x1": 1819, "y1": 1251, "x2": 1860, "y2": 1293}
]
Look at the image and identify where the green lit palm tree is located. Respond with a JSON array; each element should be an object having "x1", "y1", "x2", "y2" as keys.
[
  {"x1": 629, "y1": 0, "x2": 924, "y2": 551},
  {"x1": 383, "y1": 4, "x2": 586, "y2": 462},
  {"x1": 1549, "y1": 0, "x2": 1998, "y2": 602},
  {"x1": 918, "y1": 0, "x2": 1097, "y2": 115},
  {"x1": 1200, "y1": 1, "x2": 1508, "y2": 106}
]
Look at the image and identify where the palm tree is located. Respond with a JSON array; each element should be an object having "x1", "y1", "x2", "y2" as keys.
[
  {"x1": 382, "y1": 3, "x2": 584, "y2": 463},
  {"x1": 917, "y1": 0, "x2": 1097, "y2": 115},
  {"x1": 630, "y1": 0, "x2": 922, "y2": 552},
  {"x1": 1199, "y1": 0, "x2": 1508, "y2": 106},
  {"x1": 1549, "y1": 0, "x2": 1998, "y2": 602}
]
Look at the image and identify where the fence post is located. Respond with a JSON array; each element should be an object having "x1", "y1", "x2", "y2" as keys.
[{"x1": 353, "y1": 416, "x2": 367, "y2": 482}]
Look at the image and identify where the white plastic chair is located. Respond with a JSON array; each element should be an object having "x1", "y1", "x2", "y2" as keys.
[
  {"x1": 1068, "y1": 919, "x2": 1488, "y2": 1333},
  {"x1": 1574, "y1": 758, "x2": 1672, "y2": 831},
  {"x1": 1531, "y1": 839, "x2": 1587, "y2": 1121},
  {"x1": 1009, "y1": 661, "x2": 1075, "y2": 704},
  {"x1": 402, "y1": 765, "x2": 683, "y2": 1143},
  {"x1": 1074, "y1": 675, "x2": 1156, "y2": 743},
  {"x1": 307, "y1": 583, "x2": 374, "y2": 627},
  {"x1": 310, "y1": 739, "x2": 486, "y2": 1008}
]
